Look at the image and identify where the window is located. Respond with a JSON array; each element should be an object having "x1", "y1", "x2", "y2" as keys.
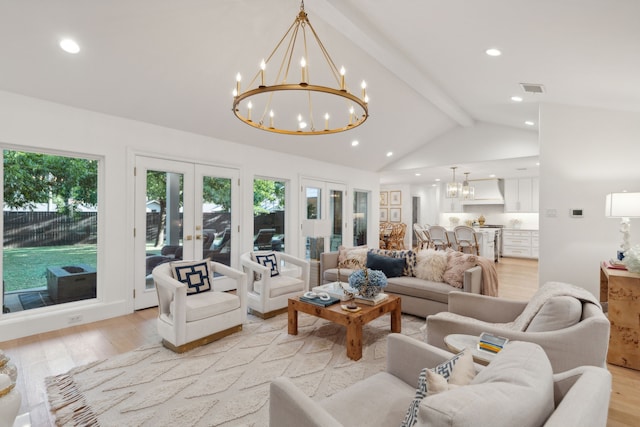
[
  {"x1": 253, "y1": 178, "x2": 286, "y2": 251},
  {"x1": 2, "y1": 149, "x2": 98, "y2": 313},
  {"x1": 353, "y1": 190, "x2": 368, "y2": 246}
]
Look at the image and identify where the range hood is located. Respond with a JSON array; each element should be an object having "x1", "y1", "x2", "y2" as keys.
[{"x1": 461, "y1": 178, "x2": 504, "y2": 205}]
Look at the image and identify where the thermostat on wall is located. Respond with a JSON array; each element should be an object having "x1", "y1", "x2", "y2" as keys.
[{"x1": 570, "y1": 208, "x2": 584, "y2": 218}]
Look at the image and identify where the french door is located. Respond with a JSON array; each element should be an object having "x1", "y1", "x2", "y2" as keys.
[
  {"x1": 300, "y1": 179, "x2": 347, "y2": 258},
  {"x1": 134, "y1": 156, "x2": 239, "y2": 309}
]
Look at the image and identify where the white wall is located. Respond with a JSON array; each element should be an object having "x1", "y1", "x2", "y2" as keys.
[
  {"x1": 539, "y1": 103, "x2": 640, "y2": 297},
  {"x1": 0, "y1": 90, "x2": 380, "y2": 341}
]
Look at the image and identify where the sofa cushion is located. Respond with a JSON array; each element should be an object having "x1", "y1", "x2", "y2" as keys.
[
  {"x1": 526, "y1": 296, "x2": 583, "y2": 332},
  {"x1": 170, "y1": 290, "x2": 239, "y2": 322},
  {"x1": 415, "y1": 249, "x2": 448, "y2": 282},
  {"x1": 323, "y1": 268, "x2": 356, "y2": 283},
  {"x1": 417, "y1": 342, "x2": 554, "y2": 427},
  {"x1": 368, "y1": 249, "x2": 417, "y2": 277},
  {"x1": 338, "y1": 245, "x2": 368, "y2": 266},
  {"x1": 255, "y1": 275, "x2": 304, "y2": 297},
  {"x1": 170, "y1": 259, "x2": 212, "y2": 295},
  {"x1": 385, "y1": 277, "x2": 455, "y2": 304},
  {"x1": 366, "y1": 252, "x2": 405, "y2": 278},
  {"x1": 442, "y1": 250, "x2": 477, "y2": 288},
  {"x1": 321, "y1": 372, "x2": 415, "y2": 427}
]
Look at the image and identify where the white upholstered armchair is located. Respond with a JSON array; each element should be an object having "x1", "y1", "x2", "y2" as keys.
[
  {"x1": 152, "y1": 260, "x2": 247, "y2": 353},
  {"x1": 241, "y1": 251, "x2": 309, "y2": 318}
]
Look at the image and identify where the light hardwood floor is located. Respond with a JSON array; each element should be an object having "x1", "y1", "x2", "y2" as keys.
[{"x1": 1, "y1": 258, "x2": 639, "y2": 426}]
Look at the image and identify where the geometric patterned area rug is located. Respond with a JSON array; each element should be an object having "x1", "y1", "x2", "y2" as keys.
[{"x1": 46, "y1": 312, "x2": 425, "y2": 426}]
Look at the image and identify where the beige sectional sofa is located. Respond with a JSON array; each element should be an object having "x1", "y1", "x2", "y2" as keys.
[{"x1": 320, "y1": 250, "x2": 483, "y2": 317}]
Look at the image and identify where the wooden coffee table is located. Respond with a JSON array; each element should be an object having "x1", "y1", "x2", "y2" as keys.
[{"x1": 288, "y1": 294, "x2": 401, "y2": 361}]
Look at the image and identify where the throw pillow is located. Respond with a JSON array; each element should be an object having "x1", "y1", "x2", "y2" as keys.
[
  {"x1": 400, "y1": 349, "x2": 473, "y2": 427},
  {"x1": 525, "y1": 296, "x2": 583, "y2": 332},
  {"x1": 415, "y1": 249, "x2": 448, "y2": 282},
  {"x1": 442, "y1": 250, "x2": 477, "y2": 288},
  {"x1": 252, "y1": 252, "x2": 280, "y2": 277},
  {"x1": 337, "y1": 245, "x2": 368, "y2": 267},
  {"x1": 366, "y1": 252, "x2": 404, "y2": 278},
  {"x1": 426, "y1": 349, "x2": 475, "y2": 396},
  {"x1": 368, "y1": 248, "x2": 417, "y2": 277},
  {"x1": 170, "y1": 259, "x2": 212, "y2": 295}
]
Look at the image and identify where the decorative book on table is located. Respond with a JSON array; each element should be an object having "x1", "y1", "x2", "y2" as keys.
[
  {"x1": 354, "y1": 293, "x2": 389, "y2": 306},
  {"x1": 299, "y1": 295, "x2": 341, "y2": 307},
  {"x1": 477, "y1": 332, "x2": 508, "y2": 354}
]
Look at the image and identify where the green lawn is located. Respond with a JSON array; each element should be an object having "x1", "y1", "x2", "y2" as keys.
[{"x1": 3, "y1": 244, "x2": 97, "y2": 292}]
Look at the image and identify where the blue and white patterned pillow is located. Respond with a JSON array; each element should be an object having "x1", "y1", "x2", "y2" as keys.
[
  {"x1": 400, "y1": 350, "x2": 466, "y2": 427},
  {"x1": 253, "y1": 252, "x2": 280, "y2": 277},
  {"x1": 170, "y1": 260, "x2": 212, "y2": 295}
]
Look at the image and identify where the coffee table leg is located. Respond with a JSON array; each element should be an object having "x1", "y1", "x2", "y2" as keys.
[
  {"x1": 288, "y1": 300, "x2": 298, "y2": 335},
  {"x1": 346, "y1": 319, "x2": 363, "y2": 360},
  {"x1": 391, "y1": 300, "x2": 401, "y2": 333}
]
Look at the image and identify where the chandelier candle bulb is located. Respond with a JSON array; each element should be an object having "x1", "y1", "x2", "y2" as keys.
[
  {"x1": 247, "y1": 101, "x2": 252, "y2": 121},
  {"x1": 260, "y1": 60, "x2": 266, "y2": 87},
  {"x1": 340, "y1": 66, "x2": 346, "y2": 90},
  {"x1": 269, "y1": 110, "x2": 274, "y2": 128},
  {"x1": 324, "y1": 113, "x2": 329, "y2": 130},
  {"x1": 349, "y1": 106, "x2": 354, "y2": 125},
  {"x1": 235, "y1": 73, "x2": 241, "y2": 95},
  {"x1": 361, "y1": 81, "x2": 367, "y2": 99},
  {"x1": 300, "y1": 57, "x2": 307, "y2": 84}
]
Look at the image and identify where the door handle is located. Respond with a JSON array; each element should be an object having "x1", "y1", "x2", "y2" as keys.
[
  {"x1": 185, "y1": 235, "x2": 193, "y2": 241},
  {"x1": 195, "y1": 234, "x2": 202, "y2": 240}
]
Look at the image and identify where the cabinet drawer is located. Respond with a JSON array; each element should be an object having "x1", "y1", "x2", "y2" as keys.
[
  {"x1": 503, "y1": 230, "x2": 531, "y2": 238},
  {"x1": 531, "y1": 247, "x2": 539, "y2": 258},
  {"x1": 503, "y1": 236, "x2": 531, "y2": 247},
  {"x1": 503, "y1": 246, "x2": 532, "y2": 257},
  {"x1": 531, "y1": 236, "x2": 539, "y2": 248}
]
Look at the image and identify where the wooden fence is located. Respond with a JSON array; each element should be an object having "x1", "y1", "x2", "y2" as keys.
[{"x1": 3, "y1": 212, "x2": 98, "y2": 248}]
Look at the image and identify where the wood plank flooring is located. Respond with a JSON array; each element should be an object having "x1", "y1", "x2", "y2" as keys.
[{"x1": 1, "y1": 257, "x2": 639, "y2": 426}]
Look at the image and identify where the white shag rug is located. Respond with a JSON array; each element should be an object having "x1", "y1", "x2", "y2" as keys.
[{"x1": 46, "y1": 312, "x2": 425, "y2": 426}]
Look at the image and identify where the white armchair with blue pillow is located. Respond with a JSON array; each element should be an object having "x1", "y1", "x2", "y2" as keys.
[
  {"x1": 241, "y1": 251, "x2": 310, "y2": 318},
  {"x1": 152, "y1": 259, "x2": 247, "y2": 353},
  {"x1": 269, "y1": 334, "x2": 612, "y2": 427}
]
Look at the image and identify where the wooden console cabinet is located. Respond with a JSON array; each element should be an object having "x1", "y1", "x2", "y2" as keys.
[{"x1": 600, "y1": 263, "x2": 640, "y2": 370}]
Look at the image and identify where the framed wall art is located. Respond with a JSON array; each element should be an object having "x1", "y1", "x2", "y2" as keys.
[
  {"x1": 390, "y1": 207, "x2": 401, "y2": 222},
  {"x1": 390, "y1": 190, "x2": 401, "y2": 205},
  {"x1": 380, "y1": 191, "x2": 388, "y2": 206},
  {"x1": 380, "y1": 208, "x2": 388, "y2": 222}
]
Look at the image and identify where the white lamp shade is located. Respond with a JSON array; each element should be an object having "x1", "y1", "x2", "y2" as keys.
[
  {"x1": 605, "y1": 192, "x2": 640, "y2": 218},
  {"x1": 302, "y1": 219, "x2": 331, "y2": 238}
]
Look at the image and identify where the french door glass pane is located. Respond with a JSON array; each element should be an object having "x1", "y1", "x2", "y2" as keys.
[
  {"x1": 3, "y1": 150, "x2": 98, "y2": 313},
  {"x1": 253, "y1": 178, "x2": 285, "y2": 252},
  {"x1": 145, "y1": 170, "x2": 183, "y2": 289},
  {"x1": 306, "y1": 187, "x2": 321, "y2": 219},
  {"x1": 329, "y1": 189, "x2": 343, "y2": 251},
  {"x1": 353, "y1": 191, "x2": 368, "y2": 246},
  {"x1": 202, "y1": 176, "x2": 232, "y2": 265}
]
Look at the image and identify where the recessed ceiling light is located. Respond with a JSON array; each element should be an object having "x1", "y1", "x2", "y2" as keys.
[
  {"x1": 435, "y1": 178, "x2": 441, "y2": 182},
  {"x1": 60, "y1": 38, "x2": 80, "y2": 54},
  {"x1": 351, "y1": 140, "x2": 359, "y2": 147},
  {"x1": 536, "y1": 162, "x2": 540, "y2": 166},
  {"x1": 489, "y1": 174, "x2": 496, "y2": 178},
  {"x1": 432, "y1": 184, "x2": 437, "y2": 187},
  {"x1": 386, "y1": 151, "x2": 393, "y2": 157},
  {"x1": 485, "y1": 48, "x2": 502, "y2": 57},
  {"x1": 415, "y1": 173, "x2": 421, "y2": 176},
  {"x1": 525, "y1": 120, "x2": 535, "y2": 126},
  {"x1": 511, "y1": 96, "x2": 523, "y2": 102}
]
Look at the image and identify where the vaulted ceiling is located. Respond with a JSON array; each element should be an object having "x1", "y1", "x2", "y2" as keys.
[{"x1": 1, "y1": 0, "x2": 638, "y2": 184}]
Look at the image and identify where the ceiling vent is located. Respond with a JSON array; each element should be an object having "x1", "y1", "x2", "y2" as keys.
[{"x1": 520, "y1": 83, "x2": 545, "y2": 94}]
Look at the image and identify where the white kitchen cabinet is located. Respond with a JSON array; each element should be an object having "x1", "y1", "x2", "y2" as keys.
[
  {"x1": 502, "y1": 229, "x2": 538, "y2": 259},
  {"x1": 504, "y1": 178, "x2": 538, "y2": 213}
]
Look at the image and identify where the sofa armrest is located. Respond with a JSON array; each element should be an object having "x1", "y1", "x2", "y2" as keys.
[
  {"x1": 461, "y1": 265, "x2": 482, "y2": 294},
  {"x1": 320, "y1": 252, "x2": 339, "y2": 278},
  {"x1": 270, "y1": 377, "x2": 343, "y2": 427},
  {"x1": 544, "y1": 366, "x2": 611, "y2": 427},
  {"x1": 386, "y1": 334, "x2": 456, "y2": 387},
  {"x1": 448, "y1": 292, "x2": 527, "y2": 322},
  {"x1": 279, "y1": 253, "x2": 310, "y2": 288}
]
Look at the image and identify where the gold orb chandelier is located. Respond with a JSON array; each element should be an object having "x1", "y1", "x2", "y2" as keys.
[{"x1": 232, "y1": 1, "x2": 369, "y2": 135}]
